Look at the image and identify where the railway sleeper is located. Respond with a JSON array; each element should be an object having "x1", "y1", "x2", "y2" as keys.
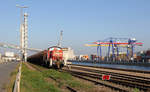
[
  {"x1": 71, "y1": 67, "x2": 150, "y2": 84},
  {"x1": 67, "y1": 69, "x2": 149, "y2": 92},
  {"x1": 70, "y1": 73, "x2": 129, "y2": 92}
]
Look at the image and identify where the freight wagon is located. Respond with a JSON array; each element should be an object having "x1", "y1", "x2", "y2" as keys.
[{"x1": 27, "y1": 46, "x2": 64, "y2": 68}]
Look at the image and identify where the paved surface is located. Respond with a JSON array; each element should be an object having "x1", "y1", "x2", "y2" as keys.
[{"x1": 0, "y1": 61, "x2": 19, "y2": 92}]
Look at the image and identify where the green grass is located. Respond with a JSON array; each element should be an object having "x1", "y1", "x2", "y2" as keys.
[
  {"x1": 133, "y1": 88, "x2": 140, "y2": 92},
  {"x1": 42, "y1": 69, "x2": 93, "y2": 90},
  {"x1": 21, "y1": 63, "x2": 99, "y2": 92},
  {"x1": 21, "y1": 63, "x2": 60, "y2": 92},
  {"x1": 43, "y1": 69, "x2": 72, "y2": 80}
]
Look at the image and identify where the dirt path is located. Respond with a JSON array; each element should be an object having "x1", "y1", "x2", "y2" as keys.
[{"x1": 24, "y1": 62, "x2": 36, "y2": 71}]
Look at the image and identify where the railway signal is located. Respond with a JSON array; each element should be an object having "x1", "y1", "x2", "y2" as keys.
[{"x1": 102, "y1": 75, "x2": 111, "y2": 80}]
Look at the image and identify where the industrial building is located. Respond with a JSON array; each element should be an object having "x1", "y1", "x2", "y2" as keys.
[{"x1": 62, "y1": 47, "x2": 75, "y2": 65}]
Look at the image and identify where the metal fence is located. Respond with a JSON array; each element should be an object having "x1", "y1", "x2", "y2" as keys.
[{"x1": 13, "y1": 62, "x2": 22, "y2": 92}]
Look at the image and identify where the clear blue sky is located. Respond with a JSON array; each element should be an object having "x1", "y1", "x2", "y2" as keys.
[{"x1": 0, "y1": 0, "x2": 150, "y2": 55}]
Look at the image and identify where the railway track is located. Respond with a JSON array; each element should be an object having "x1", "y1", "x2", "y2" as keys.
[
  {"x1": 62, "y1": 69, "x2": 129, "y2": 92},
  {"x1": 26, "y1": 63, "x2": 150, "y2": 92},
  {"x1": 63, "y1": 64, "x2": 150, "y2": 92},
  {"x1": 72, "y1": 64, "x2": 150, "y2": 74},
  {"x1": 71, "y1": 66, "x2": 150, "y2": 84},
  {"x1": 26, "y1": 63, "x2": 77, "y2": 92}
]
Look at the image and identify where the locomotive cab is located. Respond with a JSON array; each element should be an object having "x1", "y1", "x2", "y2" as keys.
[{"x1": 47, "y1": 46, "x2": 64, "y2": 68}]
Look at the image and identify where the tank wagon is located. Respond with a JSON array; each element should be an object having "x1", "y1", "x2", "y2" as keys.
[{"x1": 27, "y1": 46, "x2": 64, "y2": 68}]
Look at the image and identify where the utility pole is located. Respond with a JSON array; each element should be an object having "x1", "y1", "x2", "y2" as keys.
[
  {"x1": 16, "y1": 5, "x2": 28, "y2": 62},
  {"x1": 58, "y1": 30, "x2": 63, "y2": 47}
]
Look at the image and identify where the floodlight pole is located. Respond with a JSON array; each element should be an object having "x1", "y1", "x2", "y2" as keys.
[{"x1": 16, "y1": 5, "x2": 28, "y2": 62}]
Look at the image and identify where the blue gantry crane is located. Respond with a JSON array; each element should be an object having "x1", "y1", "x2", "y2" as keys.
[{"x1": 85, "y1": 37, "x2": 143, "y2": 61}]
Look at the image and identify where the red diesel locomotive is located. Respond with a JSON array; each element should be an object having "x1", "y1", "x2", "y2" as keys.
[{"x1": 27, "y1": 46, "x2": 64, "y2": 68}]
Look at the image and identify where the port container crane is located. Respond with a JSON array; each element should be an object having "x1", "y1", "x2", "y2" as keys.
[{"x1": 85, "y1": 37, "x2": 143, "y2": 61}]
